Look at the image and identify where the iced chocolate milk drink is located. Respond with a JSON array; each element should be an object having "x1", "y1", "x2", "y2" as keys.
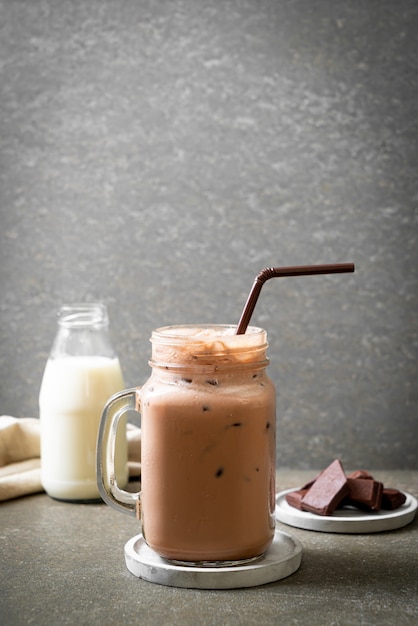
[
  {"x1": 97, "y1": 264, "x2": 354, "y2": 566},
  {"x1": 98, "y1": 325, "x2": 276, "y2": 564}
]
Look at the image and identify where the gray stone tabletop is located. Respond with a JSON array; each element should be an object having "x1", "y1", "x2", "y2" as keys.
[{"x1": 1, "y1": 470, "x2": 417, "y2": 626}]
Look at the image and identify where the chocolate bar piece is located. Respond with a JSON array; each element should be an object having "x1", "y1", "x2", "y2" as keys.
[
  {"x1": 285, "y1": 488, "x2": 309, "y2": 510},
  {"x1": 301, "y1": 459, "x2": 349, "y2": 516},
  {"x1": 348, "y1": 469, "x2": 374, "y2": 480},
  {"x1": 381, "y1": 488, "x2": 406, "y2": 510},
  {"x1": 344, "y1": 478, "x2": 383, "y2": 511}
]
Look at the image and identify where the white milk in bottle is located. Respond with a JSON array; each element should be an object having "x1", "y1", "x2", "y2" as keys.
[{"x1": 39, "y1": 304, "x2": 128, "y2": 501}]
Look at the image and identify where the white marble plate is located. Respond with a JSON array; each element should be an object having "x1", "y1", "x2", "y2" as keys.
[
  {"x1": 124, "y1": 529, "x2": 302, "y2": 589},
  {"x1": 275, "y1": 488, "x2": 417, "y2": 534}
]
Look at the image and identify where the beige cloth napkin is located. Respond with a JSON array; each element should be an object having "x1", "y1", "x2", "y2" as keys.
[{"x1": 0, "y1": 416, "x2": 141, "y2": 502}]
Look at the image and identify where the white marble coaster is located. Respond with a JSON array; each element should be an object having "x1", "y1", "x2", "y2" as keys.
[{"x1": 124, "y1": 530, "x2": 302, "y2": 589}]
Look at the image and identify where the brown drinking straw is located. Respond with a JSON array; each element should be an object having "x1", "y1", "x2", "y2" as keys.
[{"x1": 235, "y1": 263, "x2": 355, "y2": 335}]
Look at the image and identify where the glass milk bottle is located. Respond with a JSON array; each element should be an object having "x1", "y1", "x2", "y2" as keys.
[{"x1": 39, "y1": 303, "x2": 128, "y2": 502}]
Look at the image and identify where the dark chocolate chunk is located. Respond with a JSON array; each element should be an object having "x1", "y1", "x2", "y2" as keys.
[
  {"x1": 348, "y1": 469, "x2": 374, "y2": 480},
  {"x1": 344, "y1": 478, "x2": 383, "y2": 511},
  {"x1": 381, "y1": 488, "x2": 406, "y2": 510},
  {"x1": 285, "y1": 488, "x2": 309, "y2": 511},
  {"x1": 301, "y1": 459, "x2": 349, "y2": 516}
]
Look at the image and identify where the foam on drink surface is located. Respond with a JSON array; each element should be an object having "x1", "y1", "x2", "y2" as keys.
[{"x1": 151, "y1": 325, "x2": 268, "y2": 366}]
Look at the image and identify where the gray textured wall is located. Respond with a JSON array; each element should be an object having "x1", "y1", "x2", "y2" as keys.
[{"x1": 1, "y1": 0, "x2": 417, "y2": 469}]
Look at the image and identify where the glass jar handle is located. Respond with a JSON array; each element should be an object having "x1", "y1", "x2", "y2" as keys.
[{"x1": 97, "y1": 388, "x2": 141, "y2": 517}]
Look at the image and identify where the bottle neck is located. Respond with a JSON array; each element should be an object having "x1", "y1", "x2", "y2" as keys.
[
  {"x1": 57, "y1": 303, "x2": 109, "y2": 329},
  {"x1": 50, "y1": 303, "x2": 115, "y2": 358}
]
